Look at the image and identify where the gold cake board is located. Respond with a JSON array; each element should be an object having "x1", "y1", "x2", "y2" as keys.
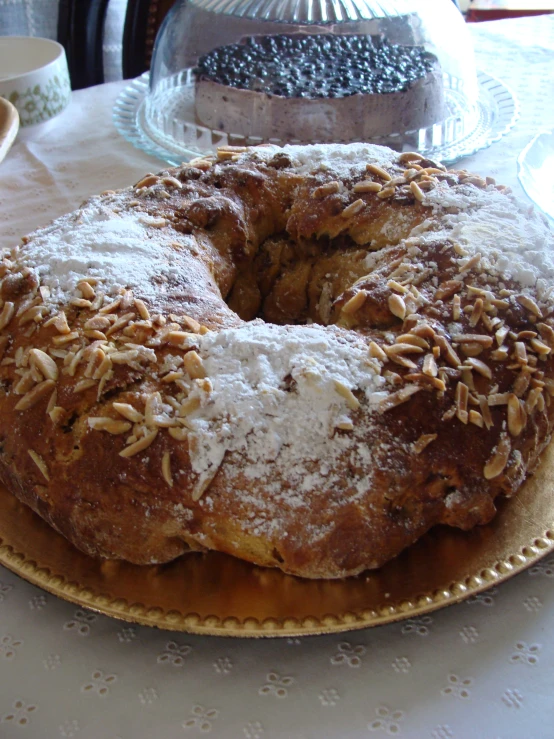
[{"x1": 1, "y1": 445, "x2": 553, "y2": 637}]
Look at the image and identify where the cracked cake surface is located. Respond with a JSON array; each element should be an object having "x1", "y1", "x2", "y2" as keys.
[{"x1": 0, "y1": 142, "x2": 553, "y2": 579}]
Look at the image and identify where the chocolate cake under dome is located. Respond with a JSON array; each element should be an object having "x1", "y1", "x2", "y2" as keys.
[{"x1": 144, "y1": 0, "x2": 481, "y2": 154}]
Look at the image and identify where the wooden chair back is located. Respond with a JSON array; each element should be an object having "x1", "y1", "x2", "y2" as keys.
[{"x1": 57, "y1": 0, "x2": 178, "y2": 89}]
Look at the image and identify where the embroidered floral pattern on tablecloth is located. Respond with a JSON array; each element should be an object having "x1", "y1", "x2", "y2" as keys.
[
  {"x1": 502, "y1": 689, "x2": 524, "y2": 709},
  {"x1": 368, "y1": 706, "x2": 404, "y2": 734},
  {"x1": 0, "y1": 582, "x2": 12, "y2": 603},
  {"x1": 330, "y1": 642, "x2": 366, "y2": 667},
  {"x1": 81, "y1": 670, "x2": 117, "y2": 697},
  {"x1": 319, "y1": 688, "x2": 340, "y2": 706},
  {"x1": 441, "y1": 674, "x2": 473, "y2": 700},
  {"x1": 63, "y1": 609, "x2": 97, "y2": 636},
  {"x1": 243, "y1": 720, "x2": 264, "y2": 739},
  {"x1": 258, "y1": 673, "x2": 294, "y2": 698},
  {"x1": 401, "y1": 616, "x2": 433, "y2": 636},
  {"x1": 510, "y1": 642, "x2": 541, "y2": 665},
  {"x1": 59, "y1": 719, "x2": 80, "y2": 737},
  {"x1": 138, "y1": 688, "x2": 159, "y2": 706},
  {"x1": 157, "y1": 641, "x2": 191, "y2": 667},
  {"x1": 0, "y1": 634, "x2": 22, "y2": 660},
  {"x1": 1, "y1": 700, "x2": 38, "y2": 726},
  {"x1": 528, "y1": 557, "x2": 554, "y2": 577},
  {"x1": 182, "y1": 705, "x2": 219, "y2": 733}
]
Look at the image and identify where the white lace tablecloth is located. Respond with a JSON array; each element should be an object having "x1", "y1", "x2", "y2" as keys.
[{"x1": 1, "y1": 16, "x2": 554, "y2": 739}]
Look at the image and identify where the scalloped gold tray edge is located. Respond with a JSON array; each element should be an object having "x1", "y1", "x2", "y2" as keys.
[{"x1": 1, "y1": 445, "x2": 554, "y2": 637}]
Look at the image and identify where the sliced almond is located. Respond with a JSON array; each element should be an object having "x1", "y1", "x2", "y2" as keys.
[
  {"x1": 398, "y1": 151, "x2": 424, "y2": 164},
  {"x1": 404, "y1": 372, "x2": 446, "y2": 392},
  {"x1": 513, "y1": 368, "x2": 532, "y2": 398},
  {"x1": 514, "y1": 341, "x2": 528, "y2": 365},
  {"x1": 376, "y1": 187, "x2": 395, "y2": 200},
  {"x1": 135, "y1": 174, "x2": 159, "y2": 189},
  {"x1": 169, "y1": 427, "x2": 188, "y2": 441},
  {"x1": 14, "y1": 370, "x2": 35, "y2": 396},
  {"x1": 378, "y1": 384, "x2": 421, "y2": 413},
  {"x1": 28, "y1": 450, "x2": 49, "y2": 481},
  {"x1": 465, "y1": 357, "x2": 492, "y2": 379},
  {"x1": 397, "y1": 334, "x2": 429, "y2": 350},
  {"x1": 537, "y1": 322, "x2": 554, "y2": 349},
  {"x1": 334, "y1": 380, "x2": 360, "y2": 410},
  {"x1": 516, "y1": 294, "x2": 542, "y2": 318},
  {"x1": 342, "y1": 291, "x2": 367, "y2": 315},
  {"x1": 29, "y1": 348, "x2": 58, "y2": 381},
  {"x1": 113, "y1": 402, "x2": 144, "y2": 423},
  {"x1": 15, "y1": 379, "x2": 55, "y2": 411},
  {"x1": 386, "y1": 343, "x2": 425, "y2": 356},
  {"x1": 134, "y1": 299, "x2": 150, "y2": 320},
  {"x1": 84, "y1": 315, "x2": 111, "y2": 331},
  {"x1": 120, "y1": 429, "x2": 158, "y2": 458},
  {"x1": 434, "y1": 335, "x2": 461, "y2": 367},
  {"x1": 469, "y1": 298, "x2": 484, "y2": 328},
  {"x1": 369, "y1": 341, "x2": 387, "y2": 361},
  {"x1": 387, "y1": 280, "x2": 409, "y2": 295},
  {"x1": 388, "y1": 294, "x2": 406, "y2": 320},
  {"x1": 353, "y1": 180, "x2": 382, "y2": 193},
  {"x1": 51, "y1": 331, "x2": 79, "y2": 346},
  {"x1": 411, "y1": 323, "x2": 436, "y2": 339},
  {"x1": 183, "y1": 350, "x2": 206, "y2": 380},
  {"x1": 341, "y1": 199, "x2": 365, "y2": 218},
  {"x1": 366, "y1": 163, "x2": 392, "y2": 181},
  {"x1": 313, "y1": 181, "x2": 340, "y2": 198},
  {"x1": 525, "y1": 387, "x2": 544, "y2": 413},
  {"x1": 455, "y1": 381, "x2": 469, "y2": 424},
  {"x1": 530, "y1": 338, "x2": 551, "y2": 355},
  {"x1": 410, "y1": 180, "x2": 425, "y2": 202},
  {"x1": 469, "y1": 410, "x2": 484, "y2": 428},
  {"x1": 478, "y1": 394, "x2": 494, "y2": 429},
  {"x1": 483, "y1": 433, "x2": 511, "y2": 479},
  {"x1": 491, "y1": 347, "x2": 509, "y2": 362},
  {"x1": 507, "y1": 393, "x2": 527, "y2": 437},
  {"x1": 76, "y1": 280, "x2": 96, "y2": 300},
  {"x1": 162, "y1": 451, "x2": 173, "y2": 487},
  {"x1": 0, "y1": 301, "x2": 15, "y2": 330},
  {"x1": 413, "y1": 433, "x2": 437, "y2": 454},
  {"x1": 422, "y1": 353, "x2": 438, "y2": 377},
  {"x1": 88, "y1": 417, "x2": 132, "y2": 434},
  {"x1": 435, "y1": 280, "x2": 463, "y2": 301}
]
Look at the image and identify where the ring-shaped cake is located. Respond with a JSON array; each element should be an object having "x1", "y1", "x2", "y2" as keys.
[{"x1": 0, "y1": 143, "x2": 553, "y2": 579}]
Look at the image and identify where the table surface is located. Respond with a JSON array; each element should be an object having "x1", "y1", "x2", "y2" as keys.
[{"x1": 1, "y1": 16, "x2": 554, "y2": 739}]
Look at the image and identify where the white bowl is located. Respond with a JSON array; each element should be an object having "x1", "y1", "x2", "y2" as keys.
[{"x1": 0, "y1": 37, "x2": 71, "y2": 127}]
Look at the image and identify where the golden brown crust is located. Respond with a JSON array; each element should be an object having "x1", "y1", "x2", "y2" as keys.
[{"x1": 1, "y1": 143, "x2": 554, "y2": 578}]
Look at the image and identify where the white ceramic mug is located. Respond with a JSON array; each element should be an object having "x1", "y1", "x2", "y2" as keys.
[{"x1": 0, "y1": 37, "x2": 71, "y2": 127}]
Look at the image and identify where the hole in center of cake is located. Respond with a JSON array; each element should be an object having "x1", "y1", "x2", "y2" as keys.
[{"x1": 224, "y1": 233, "x2": 374, "y2": 328}]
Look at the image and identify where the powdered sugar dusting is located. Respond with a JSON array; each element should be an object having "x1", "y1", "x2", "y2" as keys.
[
  {"x1": 182, "y1": 322, "x2": 385, "y2": 496},
  {"x1": 423, "y1": 181, "x2": 554, "y2": 301},
  {"x1": 18, "y1": 198, "x2": 194, "y2": 306},
  {"x1": 250, "y1": 142, "x2": 396, "y2": 179}
]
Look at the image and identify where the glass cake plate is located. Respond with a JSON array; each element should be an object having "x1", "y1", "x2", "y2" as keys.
[
  {"x1": 113, "y1": 69, "x2": 518, "y2": 168},
  {"x1": 517, "y1": 130, "x2": 554, "y2": 223}
]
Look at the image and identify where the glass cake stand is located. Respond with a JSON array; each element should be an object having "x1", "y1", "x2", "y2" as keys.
[
  {"x1": 113, "y1": 69, "x2": 518, "y2": 168},
  {"x1": 518, "y1": 130, "x2": 554, "y2": 223}
]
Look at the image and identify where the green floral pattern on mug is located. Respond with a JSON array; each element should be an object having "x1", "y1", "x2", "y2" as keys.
[{"x1": 5, "y1": 75, "x2": 70, "y2": 126}]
